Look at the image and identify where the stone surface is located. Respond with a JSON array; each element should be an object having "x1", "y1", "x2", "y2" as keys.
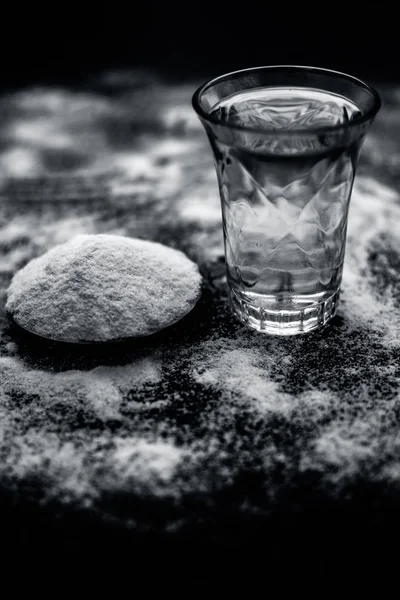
[{"x1": 0, "y1": 72, "x2": 399, "y2": 569}]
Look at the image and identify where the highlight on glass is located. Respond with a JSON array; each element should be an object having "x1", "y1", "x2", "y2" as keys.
[{"x1": 193, "y1": 66, "x2": 381, "y2": 335}]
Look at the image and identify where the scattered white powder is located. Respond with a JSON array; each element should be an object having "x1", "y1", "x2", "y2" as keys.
[
  {"x1": 161, "y1": 96, "x2": 201, "y2": 131},
  {"x1": 193, "y1": 343, "x2": 295, "y2": 415},
  {"x1": 85, "y1": 360, "x2": 161, "y2": 420},
  {"x1": 0, "y1": 355, "x2": 161, "y2": 420},
  {"x1": 112, "y1": 153, "x2": 153, "y2": 179},
  {"x1": 312, "y1": 421, "x2": 375, "y2": 468},
  {"x1": 178, "y1": 185, "x2": 222, "y2": 225},
  {"x1": 0, "y1": 215, "x2": 96, "y2": 274},
  {"x1": 7, "y1": 234, "x2": 202, "y2": 342},
  {"x1": 0, "y1": 88, "x2": 115, "y2": 179},
  {"x1": 7, "y1": 88, "x2": 113, "y2": 121},
  {"x1": 151, "y1": 139, "x2": 194, "y2": 158},
  {"x1": 102, "y1": 438, "x2": 184, "y2": 496},
  {"x1": 111, "y1": 147, "x2": 184, "y2": 198},
  {"x1": 341, "y1": 177, "x2": 400, "y2": 345},
  {"x1": 3, "y1": 432, "x2": 89, "y2": 500},
  {"x1": 1, "y1": 75, "x2": 400, "y2": 530},
  {"x1": 191, "y1": 337, "x2": 353, "y2": 424},
  {"x1": 40, "y1": 216, "x2": 98, "y2": 248},
  {"x1": 0, "y1": 354, "x2": 164, "y2": 503},
  {"x1": 0, "y1": 221, "x2": 33, "y2": 245},
  {"x1": 190, "y1": 229, "x2": 225, "y2": 264},
  {"x1": 0, "y1": 147, "x2": 42, "y2": 178},
  {"x1": 9, "y1": 119, "x2": 74, "y2": 150},
  {"x1": 0, "y1": 246, "x2": 33, "y2": 274}
]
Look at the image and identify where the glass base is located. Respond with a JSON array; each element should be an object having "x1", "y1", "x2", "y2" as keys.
[{"x1": 229, "y1": 288, "x2": 340, "y2": 336}]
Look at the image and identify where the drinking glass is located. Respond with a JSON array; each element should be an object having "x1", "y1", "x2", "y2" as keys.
[{"x1": 192, "y1": 66, "x2": 380, "y2": 335}]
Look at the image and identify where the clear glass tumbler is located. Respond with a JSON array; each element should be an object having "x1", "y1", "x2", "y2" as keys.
[{"x1": 193, "y1": 66, "x2": 381, "y2": 335}]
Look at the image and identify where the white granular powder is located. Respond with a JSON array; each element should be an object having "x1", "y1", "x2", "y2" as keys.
[
  {"x1": 3, "y1": 77, "x2": 400, "y2": 533},
  {"x1": 6, "y1": 234, "x2": 202, "y2": 342}
]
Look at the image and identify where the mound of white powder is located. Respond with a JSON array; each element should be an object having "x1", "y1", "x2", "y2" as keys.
[
  {"x1": 6, "y1": 234, "x2": 202, "y2": 342},
  {"x1": 3, "y1": 74, "x2": 400, "y2": 550}
]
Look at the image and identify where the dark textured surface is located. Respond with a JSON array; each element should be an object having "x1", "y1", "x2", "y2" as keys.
[{"x1": 0, "y1": 71, "x2": 399, "y2": 575}]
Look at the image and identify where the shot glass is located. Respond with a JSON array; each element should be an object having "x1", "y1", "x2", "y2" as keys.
[{"x1": 192, "y1": 66, "x2": 380, "y2": 335}]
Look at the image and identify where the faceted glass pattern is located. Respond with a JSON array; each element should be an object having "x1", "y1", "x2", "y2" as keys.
[{"x1": 193, "y1": 67, "x2": 381, "y2": 335}]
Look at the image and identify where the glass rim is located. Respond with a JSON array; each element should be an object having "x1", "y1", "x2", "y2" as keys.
[{"x1": 192, "y1": 65, "x2": 381, "y2": 137}]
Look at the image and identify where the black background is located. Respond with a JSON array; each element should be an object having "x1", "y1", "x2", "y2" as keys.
[
  {"x1": 0, "y1": 1, "x2": 397, "y2": 582},
  {"x1": 0, "y1": 1, "x2": 396, "y2": 88}
]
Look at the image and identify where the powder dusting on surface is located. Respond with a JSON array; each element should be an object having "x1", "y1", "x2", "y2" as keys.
[{"x1": 1, "y1": 73, "x2": 400, "y2": 535}]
